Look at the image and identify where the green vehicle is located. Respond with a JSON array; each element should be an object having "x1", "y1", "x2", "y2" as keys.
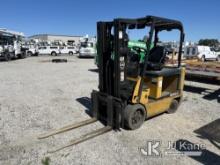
[
  {"x1": 95, "y1": 40, "x2": 153, "y2": 66},
  {"x1": 128, "y1": 40, "x2": 147, "y2": 63}
]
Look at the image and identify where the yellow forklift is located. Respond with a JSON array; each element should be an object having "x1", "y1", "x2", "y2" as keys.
[
  {"x1": 39, "y1": 15, "x2": 185, "y2": 151},
  {"x1": 93, "y1": 15, "x2": 185, "y2": 130}
]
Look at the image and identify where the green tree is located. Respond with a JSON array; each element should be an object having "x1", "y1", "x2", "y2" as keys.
[{"x1": 198, "y1": 39, "x2": 219, "y2": 47}]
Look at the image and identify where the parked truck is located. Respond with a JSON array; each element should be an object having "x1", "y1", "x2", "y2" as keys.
[
  {"x1": 79, "y1": 35, "x2": 96, "y2": 58},
  {"x1": 59, "y1": 46, "x2": 77, "y2": 55},
  {"x1": 22, "y1": 39, "x2": 39, "y2": 56},
  {"x1": 38, "y1": 46, "x2": 60, "y2": 56},
  {"x1": 0, "y1": 28, "x2": 26, "y2": 61}
]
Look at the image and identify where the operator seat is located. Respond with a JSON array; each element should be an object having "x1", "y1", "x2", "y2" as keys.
[{"x1": 146, "y1": 46, "x2": 166, "y2": 71}]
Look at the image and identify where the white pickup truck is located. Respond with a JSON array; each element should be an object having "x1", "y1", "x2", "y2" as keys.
[
  {"x1": 38, "y1": 46, "x2": 60, "y2": 56},
  {"x1": 26, "y1": 45, "x2": 39, "y2": 56},
  {"x1": 184, "y1": 45, "x2": 219, "y2": 61},
  {"x1": 59, "y1": 46, "x2": 77, "y2": 55}
]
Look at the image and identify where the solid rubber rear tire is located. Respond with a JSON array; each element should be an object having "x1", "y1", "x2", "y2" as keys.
[{"x1": 167, "y1": 99, "x2": 179, "y2": 114}]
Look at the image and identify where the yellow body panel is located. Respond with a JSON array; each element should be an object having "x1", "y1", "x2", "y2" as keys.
[
  {"x1": 179, "y1": 67, "x2": 186, "y2": 95},
  {"x1": 140, "y1": 88, "x2": 150, "y2": 105},
  {"x1": 131, "y1": 76, "x2": 141, "y2": 103},
  {"x1": 146, "y1": 95, "x2": 180, "y2": 118},
  {"x1": 143, "y1": 76, "x2": 163, "y2": 99},
  {"x1": 130, "y1": 67, "x2": 186, "y2": 118}
]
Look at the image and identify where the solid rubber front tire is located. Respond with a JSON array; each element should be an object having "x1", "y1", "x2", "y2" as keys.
[{"x1": 124, "y1": 104, "x2": 146, "y2": 130}]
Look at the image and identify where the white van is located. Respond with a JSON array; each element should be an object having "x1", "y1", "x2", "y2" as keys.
[
  {"x1": 38, "y1": 46, "x2": 60, "y2": 56},
  {"x1": 59, "y1": 46, "x2": 76, "y2": 55},
  {"x1": 184, "y1": 45, "x2": 218, "y2": 61}
]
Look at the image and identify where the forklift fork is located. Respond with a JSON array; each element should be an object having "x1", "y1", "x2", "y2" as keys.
[{"x1": 37, "y1": 91, "x2": 121, "y2": 152}]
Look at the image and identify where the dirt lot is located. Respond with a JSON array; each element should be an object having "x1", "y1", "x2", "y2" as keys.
[{"x1": 0, "y1": 56, "x2": 219, "y2": 165}]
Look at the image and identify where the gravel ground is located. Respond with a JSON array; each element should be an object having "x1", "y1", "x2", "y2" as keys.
[{"x1": 0, "y1": 56, "x2": 219, "y2": 165}]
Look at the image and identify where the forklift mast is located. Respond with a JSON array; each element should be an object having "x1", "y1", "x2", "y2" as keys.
[{"x1": 97, "y1": 21, "x2": 122, "y2": 98}]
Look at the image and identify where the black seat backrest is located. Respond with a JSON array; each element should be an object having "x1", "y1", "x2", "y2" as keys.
[
  {"x1": 148, "y1": 46, "x2": 165, "y2": 63},
  {"x1": 146, "y1": 46, "x2": 166, "y2": 71}
]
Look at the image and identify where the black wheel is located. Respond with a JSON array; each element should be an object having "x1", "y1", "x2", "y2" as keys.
[
  {"x1": 216, "y1": 55, "x2": 220, "y2": 62},
  {"x1": 124, "y1": 104, "x2": 146, "y2": 130},
  {"x1": 27, "y1": 51, "x2": 33, "y2": 56},
  {"x1": 4, "y1": 53, "x2": 11, "y2": 61},
  {"x1": 51, "y1": 52, "x2": 57, "y2": 56},
  {"x1": 167, "y1": 99, "x2": 179, "y2": 114},
  {"x1": 69, "y1": 51, "x2": 73, "y2": 55},
  {"x1": 201, "y1": 55, "x2": 206, "y2": 62},
  {"x1": 20, "y1": 53, "x2": 26, "y2": 59}
]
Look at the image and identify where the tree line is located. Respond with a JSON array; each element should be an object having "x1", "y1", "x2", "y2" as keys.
[
  {"x1": 141, "y1": 36, "x2": 219, "y2": 48},
  {"x1": 198, "y1": 39, "x2": 219, "y2": 47}
]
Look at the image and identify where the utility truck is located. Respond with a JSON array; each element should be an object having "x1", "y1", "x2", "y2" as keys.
[
  {"x1": 79, "y1": 35, "x2": 96, "y2": 57},
  {"x1": 0, "y1": 28, "x2": 26, "y2": 61}
]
